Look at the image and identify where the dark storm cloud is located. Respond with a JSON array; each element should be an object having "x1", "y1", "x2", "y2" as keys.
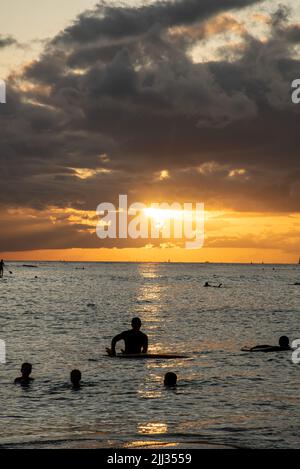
[
  {"x1": 55, "y1": 0, "x2": 262, "y2": 44},
  {"x1": 1, "y1": 0, "x2": 300, "y2": 251},
  {"x1": 281, "y1": 24, "x2": 300, "y2": 43}
]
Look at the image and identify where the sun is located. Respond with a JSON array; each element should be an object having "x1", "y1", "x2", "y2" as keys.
[{"x1": 143, "y1": 207, "x2": 183, "y2": 230}]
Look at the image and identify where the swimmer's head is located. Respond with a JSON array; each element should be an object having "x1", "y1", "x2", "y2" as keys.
[
  {"x1": 70, "y1": 369, "x2": 81, "y2": 386},
  {"x1": 164, "y1": 372, "x2": 177, "y2": 387},
  {"x1": 279, "y1": 336, "x2": 289, "y2": 348},
  {"x1": 21, "y1": 362, "x2": 32, "y2": 378},
  {"x1": 131, "y1": 317, "x2": 142, "y2": 331}
]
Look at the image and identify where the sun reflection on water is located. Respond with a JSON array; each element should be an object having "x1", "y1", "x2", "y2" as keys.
[
  {"x1": 124, "y1": 441, "x2": 178, "y2": 448},
  {"x1": 134, "y1": 264, "x2": 165, "y2": 335},
  {"x1": 138, "y1": 422, "x2": 168, "y2": 435}
]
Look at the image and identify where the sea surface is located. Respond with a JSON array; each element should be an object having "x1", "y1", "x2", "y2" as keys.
[{"x1": 0, "y1": 262, "x2": 299, "y2": 449}]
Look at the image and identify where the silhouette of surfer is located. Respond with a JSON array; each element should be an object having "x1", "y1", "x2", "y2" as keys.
[
  {"x1": 0, "y1": 259, "x2": 4, "y2": 278},
  {"x1": 106, "y1": 317, "x2": 148, "y2": 356},
  {"x1": 204, "y1": 281, "x2": 222, "y2": 288},
  {"x1": 246, "y1": 336, "x2": 291, "y2": 352}
]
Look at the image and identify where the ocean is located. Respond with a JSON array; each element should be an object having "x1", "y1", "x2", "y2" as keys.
[{"x1": 0, "y1": 262, "x2": 299, "y2": 448}]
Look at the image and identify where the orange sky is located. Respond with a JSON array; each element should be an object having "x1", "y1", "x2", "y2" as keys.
[
  {"x1": 1, "y1": 210, "x2": 300, "y2": 263},
  {"x1": 1, "y1": 247, "x2": 297, "y2": 264}
]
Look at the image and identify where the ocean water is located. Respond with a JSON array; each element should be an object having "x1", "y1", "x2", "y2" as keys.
[{"x1": 0, "y1": 262, "x2": 299, "y2": 449}]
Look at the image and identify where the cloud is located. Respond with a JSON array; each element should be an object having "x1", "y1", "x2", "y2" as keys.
[
  {"x1": 54, "y1": 0, "x2": 262, "y2": 45},
  {"x1": 0, "y1": 35, "x2": 18, "y2": 49}
]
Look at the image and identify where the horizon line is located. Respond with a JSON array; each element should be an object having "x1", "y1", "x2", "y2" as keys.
[{"x1": 3, "y1": 260, "x2": 300, "y2": 265}]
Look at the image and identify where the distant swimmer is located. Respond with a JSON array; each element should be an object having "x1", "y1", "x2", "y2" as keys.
[
  {"x1": 244, "y1": 336, "x2": 291, "y2": 353},
  {"x1": 164, "y1": 372, "x2": 177, "y2": 387},
  {"x1": 70, "y1": 369, "x2": 82, "y2": 389},
  {"x1": 106, "y1": 317, "x2": 148, "y2": 356},
  {"x1": 204, "y1": 281, "x2": 222, "y2": 288},
  {"x1": 14, "y1": 362, "x2": 34, "y2": 385},
  {"x1": 0, "y1": 259, "x2": 4, "y2": 278}
]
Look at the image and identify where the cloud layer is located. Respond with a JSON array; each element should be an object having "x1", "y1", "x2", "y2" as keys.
[{"x1": 0, "y1": 0, "x2": 300, "y2": 251}]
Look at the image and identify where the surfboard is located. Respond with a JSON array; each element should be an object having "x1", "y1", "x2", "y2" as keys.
[
  {"x1": 113, "y1": 353, "x2": 188, "y2": 359},
  {"x1": 241, "y1": 346, "x2": 279, "y2": 352}
]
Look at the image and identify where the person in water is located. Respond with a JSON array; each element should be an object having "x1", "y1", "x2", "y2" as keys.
[
  {"x1": 70, "y1": 369, "x2": 82, "y2": 389},
  {"x1": 164, "y1": 372, "x2": 177, "y2": 387},
  {"x1": 249, "y1": 336, "x2": 291, "y2": 352},
  {"x1": 204, "y1": 281, "x2": 222, "y2": 288},
  {"x1": 0, "y1": 259, "x2": 4, "y2": 278},
  {"x1": 106, "y1": 317, "x2": 148, "y2": 356},
  {"x1": 14, "y1": 362, "x2": 34, "y2": 385}
]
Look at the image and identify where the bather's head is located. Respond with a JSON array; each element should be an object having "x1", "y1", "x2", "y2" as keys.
[
  {"x1": 164, "y1": 372, "x2": 177, "y2": 387},
  {"x1": 131, "y1": 317, "x2": 142, "y2": 331},
  {"x1": 21, "y1": 362, "x2": 32, "y2": 378},
  {"x1": 279, "y1": 336, "x2": 289, "y2": 348},
  {"x1": 70, "y1": 369, "x2": 82, "y2": 387}
]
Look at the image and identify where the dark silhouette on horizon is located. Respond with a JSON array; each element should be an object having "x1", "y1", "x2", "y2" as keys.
[
  {"x1": 0, "y1": 259, "x2": 4, "y2": 278},
  {"x1": 70, "y1": 369, "x2": 82, "y2": 389},
  {"x1": 204, "y1": 281, "x2": 222, "y2": 288},
  {"x1": 106, "y1": 317, "x2": 148, "y2": 356}
]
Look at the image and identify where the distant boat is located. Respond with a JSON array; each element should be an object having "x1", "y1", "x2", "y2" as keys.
[{"x1": 22, "y1": 264, "x2": 38, "y2": 268}]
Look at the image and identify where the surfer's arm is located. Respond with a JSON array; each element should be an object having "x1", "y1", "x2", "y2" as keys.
[
  {"x1": 142, "y1": 335, "x2": 148, "y2": 353},
  {"x1": 111, "y1": 333, "x2": 124, "y2": 356}
]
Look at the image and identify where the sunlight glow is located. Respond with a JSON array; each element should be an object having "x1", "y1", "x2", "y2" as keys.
[{"x1": 144, "y1": 207, "x2": 183, "y2": 230}]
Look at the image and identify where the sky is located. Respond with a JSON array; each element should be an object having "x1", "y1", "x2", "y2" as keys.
[{"x1": 1, "y1": 0, "x2": 300, "y2": 263}]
